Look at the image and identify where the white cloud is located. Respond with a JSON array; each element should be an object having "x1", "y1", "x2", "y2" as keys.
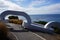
[
  {"x1": 12, "y1": 0, "x2": 24, "y2": 2},
  {"x1": 28, "y1": 0, "x2": 49, "y2": 8},
  {"x1": 6, "y1": 0, "x2": 24, "y2": 2},
  {"x1": 0, "y1": 0, "x2": 60, "y2": 15},
  {"x1": 0, "y1": 0, "x2": 26, "y2": 13},
  {"x1": 9, "y1": 0, "x2": 25, "y2": 4},
  {"x1": 26, "y1": 3, "x2": 60, "y2": 14}
]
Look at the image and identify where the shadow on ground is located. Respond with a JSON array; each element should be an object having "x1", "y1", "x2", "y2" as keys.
[{"x1": 9, "y1": 28, "x2": 55, "y2": 35}]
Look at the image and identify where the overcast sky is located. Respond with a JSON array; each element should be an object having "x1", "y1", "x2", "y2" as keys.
[{"x1": 0, "y1": 0, "x2": 60, "y2": 15}]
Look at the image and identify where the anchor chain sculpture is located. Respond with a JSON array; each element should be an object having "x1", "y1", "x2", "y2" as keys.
[{"x1": 0, "y1": 10, "x2": 31, "y2": 28}]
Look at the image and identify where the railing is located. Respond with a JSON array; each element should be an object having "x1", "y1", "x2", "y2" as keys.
[{"x1": 24, "y1": 22, "x2": 54, "y2": 34}]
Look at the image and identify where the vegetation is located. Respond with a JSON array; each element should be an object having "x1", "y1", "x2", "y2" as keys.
[
  {"x1": 34, "y1": 21, "x2": 47, "y2": 25},
  {"x1": 9, "y1": 19, "x2": 23, "y2": 25},
  {"x1": 52, "y1": 27, "x2": 60, "y2": 34},
  {"x1": 8, "y1": 16, "x2": 18, "y2": 19},
  {"x1": 0, "y1": 21, "x2": 9, "y2": 40},
  {"x1": 0, "y1": 21, "x2": 8, "y2": 35},
  {"x1": 8, "y1": 16, "x2": 23, "y2": 25}
]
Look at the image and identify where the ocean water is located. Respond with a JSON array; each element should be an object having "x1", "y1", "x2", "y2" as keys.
[
  {"x1": 7, "y1": 14, "x2": 60, "y2": 23},
  {"x1": 30, "y1": 14, "x2": 60, "y2": 22}
]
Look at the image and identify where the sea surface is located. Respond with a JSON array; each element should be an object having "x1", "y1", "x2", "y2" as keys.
[
  {"x1": 30, "y1": 14, "x2": 60, "y2": 22},
  {"x1": 8, "y1": 14, "x2": 60, "y2": 23}
]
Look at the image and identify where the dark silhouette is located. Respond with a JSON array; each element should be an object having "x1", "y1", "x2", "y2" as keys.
[
  {"x1": 0, "y1": 21, "x2": 10, "y2": 40},
  {"x1": 8, "y1": 16, "x2": 18, "y2": 19}
]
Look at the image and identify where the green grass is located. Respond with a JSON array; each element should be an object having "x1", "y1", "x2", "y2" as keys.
[
  {"x1": 53, "y1": 27, "x2": 60, "y2": 34},
  {"x1": 34, "y1": 21, "x2": 47, "y2": 25}
]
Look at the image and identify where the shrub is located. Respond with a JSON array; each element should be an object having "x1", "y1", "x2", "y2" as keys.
[
  {"x1": 53, "y1": 27, "x2": 60, "y2": 34},
  {"x1": 9, "y1": 19, "x2": 23, "y2": 25},
  {"x1": 34, "y1": 21, "x2": 47, "y2": 25},
  {"x1": 0, "y1": 21, "x2": 9, "y2": 40},
  {"x1": 0, "y1": 21, "x2": 8, "y2": 35},
  {"x1": 8, "y1": 16, "x2": 18, "y2": 19}
]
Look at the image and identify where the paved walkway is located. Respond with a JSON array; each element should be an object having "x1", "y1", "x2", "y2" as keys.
[
  {"x1": 6, "y1": 23, "x2": 46, "y2": 40},
  {"x1": 12, "y1": 32, "x2": 43, "y2": 40},
  {"x1": 6, "y1": 23, "x2": 22, "y2": 30},
  {"x1": 6, "y1": 23, "x2": 60, "y2": 40}
]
